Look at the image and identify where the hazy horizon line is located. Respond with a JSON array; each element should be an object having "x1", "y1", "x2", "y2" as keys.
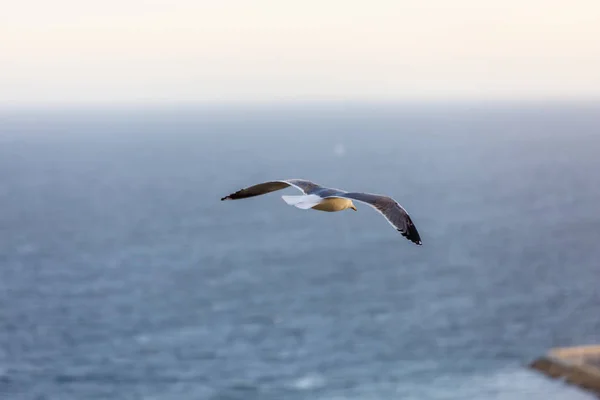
[{"x1": 2, "y1": 97, "x2": 600, "y2": 113}]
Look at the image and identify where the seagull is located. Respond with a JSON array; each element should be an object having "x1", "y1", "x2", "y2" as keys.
[{"x1": 221, "y1": 179, "x2": 422, "y2": 245}]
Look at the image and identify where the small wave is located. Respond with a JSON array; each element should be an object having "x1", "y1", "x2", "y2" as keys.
[
  {"x1": 290, "y1": 373, "x2": 326, "y2": 390},
  {"x1": 16, "y1": 243, "x2": 38, "y2": 255},
  {"x1": 0, "y1": 365, "x2": 9, "y2": 383}
]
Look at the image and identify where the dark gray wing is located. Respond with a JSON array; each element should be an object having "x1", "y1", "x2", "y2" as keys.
[
  {"x1": 221, "y1": 179, "x2": 323, "y2": 200},
  {"x1": 285, "y1": 179, "x2": 323, "y2": 195},
  {"x1": 330, "y1": 192, "x2": 422, "y2": 245}
]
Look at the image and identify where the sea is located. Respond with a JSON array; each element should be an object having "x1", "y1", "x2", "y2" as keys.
[{"x1": 1, "y1": 102, "x2": 599, "y2": 399}]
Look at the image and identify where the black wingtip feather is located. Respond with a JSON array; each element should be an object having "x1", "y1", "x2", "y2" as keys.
[{"x1": 398, "y1": 223, "x2": 422, "y2": 245}]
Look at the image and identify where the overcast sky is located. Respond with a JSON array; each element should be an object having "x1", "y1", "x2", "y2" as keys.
[{"x1": 2, "y1": 0, "x2": 599, "y2": 105}]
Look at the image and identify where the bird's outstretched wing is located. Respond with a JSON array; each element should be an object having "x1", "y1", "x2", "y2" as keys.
[
  {"x1": 328, "y1": 192, "x2": 422, "y2": 245},
  {"x1": 221, "y1": 179, "x2": 322, "y2": 201}
]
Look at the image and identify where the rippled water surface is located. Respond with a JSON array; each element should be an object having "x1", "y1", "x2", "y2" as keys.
[{"x1": 1, "y1": 104, "x2": 599, "y2": 399}]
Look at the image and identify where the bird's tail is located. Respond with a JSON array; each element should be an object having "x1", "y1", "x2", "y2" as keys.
[{"x1": 281, "y1": 195, "x2": 323, "y2": 210}]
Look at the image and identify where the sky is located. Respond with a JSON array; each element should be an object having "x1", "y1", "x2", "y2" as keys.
[{"x1": 2, "y1": 0, "x2": 600, "y2": 106}]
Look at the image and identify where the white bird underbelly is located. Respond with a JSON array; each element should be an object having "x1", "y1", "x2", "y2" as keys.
[
  {"x1": 310, "y1": 197, "x2": 352, "y2": 212},
  {"x1": 282, "y1": 195, "x2": 351, "y2": 212}
]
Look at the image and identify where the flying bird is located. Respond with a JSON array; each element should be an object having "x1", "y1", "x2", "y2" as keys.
[{"x1": 221, "y1": 179, "x2": 422, "y2": 245}]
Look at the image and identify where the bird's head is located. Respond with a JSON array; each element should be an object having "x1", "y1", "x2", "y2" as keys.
[{"x1": 349, "y1": 202, "x2": 357, "y2": 211}]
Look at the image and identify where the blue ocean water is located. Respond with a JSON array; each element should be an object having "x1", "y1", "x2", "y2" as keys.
[{"x1": 1, "y1": 103, "x2": 599, "y2": 399}]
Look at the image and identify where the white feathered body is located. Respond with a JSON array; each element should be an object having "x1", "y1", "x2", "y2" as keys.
[
  {"x1": 311, "y1": 197, "x2": 353, "y2": 212},
  {"x1": 281, "y1": 194, "x2": 353, "y2": 212}
]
